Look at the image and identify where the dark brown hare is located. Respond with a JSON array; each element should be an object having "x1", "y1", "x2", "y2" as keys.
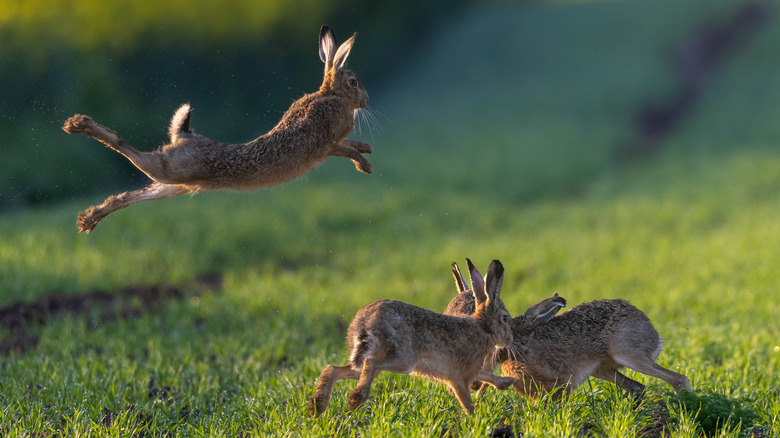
[{"x1": 63, "y1": 25, "x2": 371, "y2": 232}]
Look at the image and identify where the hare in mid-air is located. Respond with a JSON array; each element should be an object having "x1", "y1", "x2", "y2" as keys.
[
  {"x1": 62, "y1": 25, "x2": 372, "y2": 233},
  {"x1": 308, "y1": 259, "x2": 515, "y2": 417},
  {"x1": 444, "y1": 273, "x2": 691, "y2": 400}
]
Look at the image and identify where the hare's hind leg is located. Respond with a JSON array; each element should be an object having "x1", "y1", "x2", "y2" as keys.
[
  {"x1": 63, "y1": 115, "x2": 170, "y2": 182},
  {"x1": 78, "y1": 182, "x2": 193, "y2": 233},
  {"x1": 308, "y1": 364, "x2": 359, "y2": 417},
  {"x1": 612, "y1": 354, "x2": 691, "y2": 393},
  {"x1": 348, "y1": 355, "x2": 414, "y2": 411},
  {"x1": 593, "y1": 366, "x2": 646, "y2": 399}
]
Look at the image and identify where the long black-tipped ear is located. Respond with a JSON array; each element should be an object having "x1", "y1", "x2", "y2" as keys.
[
  {"x1": 451, "y1": 262, "x2": 467, "y2": 294},
  {"x1": 332, "y1": 32, "x2": 356, "y2": 70},
  {"x1": 523, "y1": 293, "x2": 566, "y2": 323},
  {"x1": 467, "y1": 259, "x2": 487, "y2": 305},
  {"x1": 319, "y1": 25, "x2": 336, "y2": 72},
  {"x1": 485, "y1": 260, "x2": 504, "y2": 302}
]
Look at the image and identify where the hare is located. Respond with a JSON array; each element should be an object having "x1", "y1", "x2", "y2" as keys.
[
  {"x1": 62, "y1": 25, "x2": 372, "y2": 233},
  {"x1": 500, "y1": 295, "x2": 691, "y2": 400},
  {"x1": 308, "y1": 259, "x2": 515, "y2": 417},
  {"x1": 447, "y1": 286, "x2": 691, "y2": 400}
]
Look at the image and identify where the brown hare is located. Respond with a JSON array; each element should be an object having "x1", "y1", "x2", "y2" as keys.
[
  {"x1": 308, "y1": 259, "x2": 515, "y2": 417},
  {"x1": 62, "y1": 25, "x2": 372, "y2": 233},
  {"x1": 444, "y1": 277, "x2": 691, "y2": 401}
]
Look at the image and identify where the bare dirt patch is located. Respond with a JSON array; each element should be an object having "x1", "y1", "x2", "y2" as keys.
[
  {"x1": 0, "y1": 273, "x2": 222, "y2": 356},
  {"x1": 617, "y1": 0, "x2": 771, "y2": 160}
]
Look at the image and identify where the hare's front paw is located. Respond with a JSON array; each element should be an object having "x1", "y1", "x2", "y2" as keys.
[
  {"x1": 354, "y1": 157, "x2": 372, "y2": 175},
  {"x1": 495, "y1": 376, "x2": 516, "y2": 391},
  {"x1": 352, "y1": 141, "x2": 372, "y2": 154}
]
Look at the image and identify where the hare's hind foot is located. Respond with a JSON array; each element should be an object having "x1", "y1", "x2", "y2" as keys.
[
  {"x1": 307, "y1": 395, "x2": 327, "y2": 418},
  {"x1": 78, "y1": 206, "x2": 105, "y2": 233},
  {"x1": 62, "y1": 114, "x2": 140, "y2": 162},
  {"x1": 62, "y1": 115, "x2": 94, "y2": 134}
]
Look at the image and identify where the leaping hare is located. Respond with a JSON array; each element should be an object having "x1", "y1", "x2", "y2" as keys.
[
  {"x1": 62, "y1": 25, "x2": 372, "y2": 233},
  {"x1": 308, "y1": 259, "x2": 515, "y2": 417},
  {"x1": 444, "y1": 272, "x2": 691, "y2": 400}
]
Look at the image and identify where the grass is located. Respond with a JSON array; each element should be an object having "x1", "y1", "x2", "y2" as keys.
[{"x1": 2, "y1": 0, "x2": 780, "y2": 436}]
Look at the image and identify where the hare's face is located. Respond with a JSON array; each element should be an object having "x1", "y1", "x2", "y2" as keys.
[
  {"x1": 509, "y1": 316, "x2": 537, "y2": 340},
  {"x1": 333, "y1": 69, "x2": 369, "y2": 109},
  {"x1": 489, "y1": 309, "x2": 513, "y2": 348}
]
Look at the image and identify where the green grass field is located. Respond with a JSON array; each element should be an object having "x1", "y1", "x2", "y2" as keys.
[{"x1": 2, "y1": 1, "x2": 780, "y2": 436}]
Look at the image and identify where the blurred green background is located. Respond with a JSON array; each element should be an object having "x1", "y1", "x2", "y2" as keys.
[
  {"x1": 0, "y1": 0, "x2": 468, "y2": 209},
  {"x1": 1, "y1": 0, "x2": 777, "y2": 210}
]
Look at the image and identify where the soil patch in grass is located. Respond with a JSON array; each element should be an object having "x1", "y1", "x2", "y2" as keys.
[{"x1": 0, "y1": 272, "x2": 222, "y2": 356}]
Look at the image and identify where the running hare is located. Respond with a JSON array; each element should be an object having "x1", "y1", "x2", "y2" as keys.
[
  {"x1": 501, "y1": 295, "x2": 691, "y2": 399},
  {"x1": 445, "y1": 283, "x2": 691, "y2": 400},
  {"x1": 63, "y1": 25, "x2": 372, "y2": 233},
  {"x1": 308, "y1": 259, "x2": 515, "y2": 417}
]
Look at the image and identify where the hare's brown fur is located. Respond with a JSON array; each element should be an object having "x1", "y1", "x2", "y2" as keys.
[
  {"x1": 62, "y1": 25, "x2": 371, "y2": 233},
  {"x1": 501, "y1": 297, "x2": 690, "y2": 400},
  {"x1": 444, "y1": 272, "x2": 691, "y2": 401},
  {"x1": 308, "y1": 260, "x2": 515, "y2": 417}
]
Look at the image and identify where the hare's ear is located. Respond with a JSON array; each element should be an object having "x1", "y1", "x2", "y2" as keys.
[
  {"x1": 451, "y1": 262, "x2": 467, "y2": 294},
  {"x1": 319, "y1": 25, "x2": 336, "y2": 72},
  {"x1": 466, "y1": 258, "x2": 487, "y2": 304},
  {"x1": 332, "y1": 33, "x2": 357, "y2": 70},
  {"x1": 485, "y1": 260, "x2": 505, "y2": 303},
  {"x1": 523, "y1": 293, "x2": 566, "y2": 323}
]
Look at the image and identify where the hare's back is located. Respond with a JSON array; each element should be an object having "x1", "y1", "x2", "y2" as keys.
[
  {"x1": 348, "y1": 299, "x2": 488, "y2": 355},
  {"x1": 565, "y1": 299, "x2": 661, "y2": 355},
  {"x1": 444, "y1": 292, "x2": 475, "y2": 317},
  {"x1": 523, "y1": 300, "x2": 650, "y2": 349}
]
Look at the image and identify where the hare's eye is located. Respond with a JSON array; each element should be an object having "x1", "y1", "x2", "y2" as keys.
[
  {"x1": 501, "y1": 315, "x2": 509, "y2": 324},
  {"x1": 348, "y1": 78, "x2": 358, "y2": 87}
]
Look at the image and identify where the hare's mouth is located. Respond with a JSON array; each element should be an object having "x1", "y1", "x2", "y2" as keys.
[{"x1": 494, "y1": 335, "x2": 513, "y2": 349}]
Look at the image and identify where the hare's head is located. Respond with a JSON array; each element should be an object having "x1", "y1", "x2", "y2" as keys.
[
  {"x1": 444, "y1": 260, "x2": 508, "y2": 317},
  {"x1": 318, "y1": 25, "x2": 369, "y2": 110},
  {"x1": 510, "y1": 293, "x2": 566, "y2": 337},
  {"x1": 469, "y1": 259, "x2": 513, "y2": 348}
]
